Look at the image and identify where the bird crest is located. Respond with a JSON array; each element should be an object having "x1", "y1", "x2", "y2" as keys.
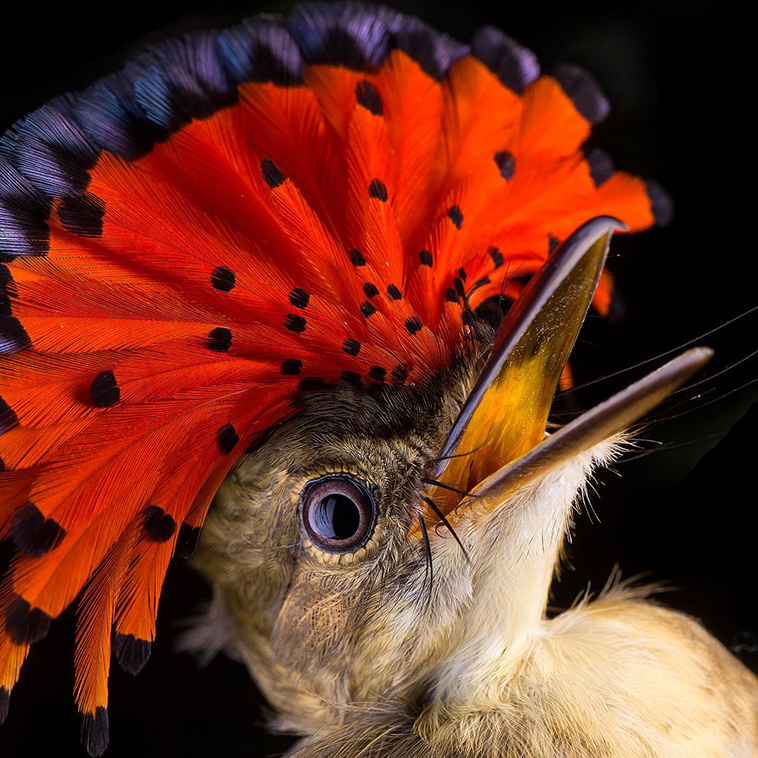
[{"x1": 0, "y1": 3, "x2": 665, "y2": 752}]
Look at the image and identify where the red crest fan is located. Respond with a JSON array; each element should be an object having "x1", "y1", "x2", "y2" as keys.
[{"x1": 1, "y1": 3, "x2": 668, "y2": 754}]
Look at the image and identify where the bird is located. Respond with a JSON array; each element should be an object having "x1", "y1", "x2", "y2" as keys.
[{"x1": 0, "y1": 3, "x2": 756, "y2": 757}]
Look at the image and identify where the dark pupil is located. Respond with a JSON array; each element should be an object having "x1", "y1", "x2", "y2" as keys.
[{"x1": 314, "y1": 494, "x2": 361, "y2": 541}]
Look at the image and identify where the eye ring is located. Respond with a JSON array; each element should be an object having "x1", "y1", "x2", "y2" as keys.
[{"x1": 299, "y1": 475, "x2": 378, "y2": 553}]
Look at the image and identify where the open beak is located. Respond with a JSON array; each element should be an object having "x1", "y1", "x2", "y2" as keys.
[{"x1": 423, "y1": 217, "x2": 712, "y2": 526}]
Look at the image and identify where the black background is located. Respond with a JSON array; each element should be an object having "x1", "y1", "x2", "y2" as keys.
[{"x1": 1, "y1": 1, "x2": 757, "y2": 756}]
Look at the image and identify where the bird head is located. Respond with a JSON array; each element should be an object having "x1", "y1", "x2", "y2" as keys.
[
  {"x1": 191, "y1": 218, "x2": 710, "y2": 742},
  {"x1": 0, "y1": 6, "x2": 715, "y2": 755}
]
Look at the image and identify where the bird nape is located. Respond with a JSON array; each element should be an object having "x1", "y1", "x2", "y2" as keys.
[{"x1": 0, "y1": 3, "x2": 756, "y2": 758}]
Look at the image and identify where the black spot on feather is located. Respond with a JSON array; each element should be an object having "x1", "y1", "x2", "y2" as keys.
[
  {"x1": 447, "y1": 205, "x2": 463, "y2": 229},
  {"x1": 281, "y1": 358, "x2": 302, "y2": 375},
  {"x1": 0, "y1": 396, "x2": 18, "y2": 436},
  {"x1": 356, "y1": 80, "x2": 383, "y2": 115},
  {"x1": 342, "y1": 338, "x2": 361, "y2": 356},
  {"x1": 369, "y1": 179, "x2": 388, "y2": 202},
  {"x1": 58, "y1": 192, "x2": 105, "y2": 237},
  {"x1": 553, "y1": 63, "x2": 610, "y2": 124},
  {"x1": 124, "y1": 33, "x2": 235, "y2": 130},
  {"x1": 219, "y1": 18, "x2": 304, "y2": 86},
  {"x1": 89, "y1": 371, "x2": 120, "y2": 408},
  {"x1": 390, "y1": 18, "x2": 469, "y2": 80},
  {"x1": 391, "y1": 365, "x2": 409, "y2": 383},
  {"x1": 289, "y1": 287, "x2": 310, "y2": 308},
  {"x1": 5, "y1": 595, "x2": 52, "y2": 645},
  {"x1": 73, "y1": 70, "x2": 168, "y2": 161},
  {"x1": 445, "y1": 288, "x2": 458, "y2": 303},
  {"x1": 0, "y1": 266, "x2": 28, "y2": 353},
  {"x1": 363, "y1": 282, "x2": 379, "y2": 298},
  {"x1": 0, "y1": 197, "x2": 50, "y2": 263},
  {"x1": 284, "y1": 313, "x2": 306, "y2": 332},
  {"x1": 80, "y1": 706, "x2": 109, "y2": 757},
  {"x1": 494, "y1": 150, "x2": 516, "y2": 180},
  {"x1": 207, "y1": 327, "x2": 232, "y2": 352},
  {"x1": 143, "y1": 505, "x2": 176, "y2": 542},
  {"x1": 0, "y1": 183, "x2": 51, "y2": 258},
  {"x1": 386, "y1": 284, "x2": 402, "y2": 301},
  {"x1": 287, "y1": 3, "x2": 468, "y2": 80},
  {"x1": 114, "y1": 633, "x2": 152, "y2": 675},
  {"x1": 470, "y1": 26, "x2": 539, "y2": 94},
  {"x1": 287, "y1": 4, "x2": 387, "y2": 70},
  {"x1": 454, "y1": 277, "x2": 465, "y2": 299},
  {"x1": 10, "y1": 100, "x2": 98, "y2": 197},
  {"x1": 0, "y1": 265, "x2": 18, "y2": 315},
  {"x1": 489, "y1": 247, "x2": 504, "y2": 269},
  {"x1": 405, "y1": 316, "x2": 423, "y2": 335},
  {"x1": 11, "y1": 502, "x2": 66, "y2": 557},
  {"x1": 176, "y1": 522, "x2": 202, "y2": 559},
  {"x1": 418, "y1": 249, "x2": 433, "y2": 267},
  {"x1": 210, "y1": 266, "x2": 235, "y2": 292},
  {"x1": 0, "y1": 316, "x2": 31, "y2": 355},
  {"x1": 349, "y1": 248, "x2": 366, "y2": 266},
  {"x1": 260, "y1": 157, "x2": 285, "y2": 188},
  {"x1": 360, "y1": 301, "x2": 376, "y2": 317},
  {"x1": 0, "y1": 686, "x2": 8, "y2": 726},
  {"x1": 586, "y1": 147, "x2": 614, "y2": 187},
  {"x1": 216, "y1": 424, "x2": 239, "y2": 455},
  {"x1": 368, "y1": 366, "x2": 386, "y2": 382}
]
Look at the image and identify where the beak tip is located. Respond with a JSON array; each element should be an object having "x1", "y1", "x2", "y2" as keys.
[
  {"x1": 678, "y1": 346, "x2": 714, "y2": 374},
  {"x1": 592, "y1": 215, "x2": 627, "y2": 234},
  {"x1": 693, "y1": 345, "x2": 715, "y2": 361}
]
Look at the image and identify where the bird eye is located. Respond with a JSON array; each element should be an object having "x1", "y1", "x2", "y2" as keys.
[{"x1": 299, "y1": 476, "x2": 377, "y2": 553}]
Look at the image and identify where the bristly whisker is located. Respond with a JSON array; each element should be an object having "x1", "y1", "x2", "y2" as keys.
[
  {"x1": 641, "y1": 375, "x2": 758, "y2": 426},
  {"x1": 561, "y1": 303, "x2": 758, "y2": 395},
  {"x1": 421, "y1": 476, "x2": 481, "y2": 499},
  {"x1": 421, "y1": 496, "x2": 470, "y2": 561},
  {"x1": 616, "y1": 434, "x2": 724, "y2": 464},
  {"x1": 417, "y1": 513, "x2": 434, "y2": 605},
  {"x1": 427, "y1": 442, "x2": 487, "y2": 464},
  {"x1": 499, "y1": 259, "x2": 527, "y2": 300},
  {"x1": 669, "y1": 346, "x2": 758, "y2": 396}
]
